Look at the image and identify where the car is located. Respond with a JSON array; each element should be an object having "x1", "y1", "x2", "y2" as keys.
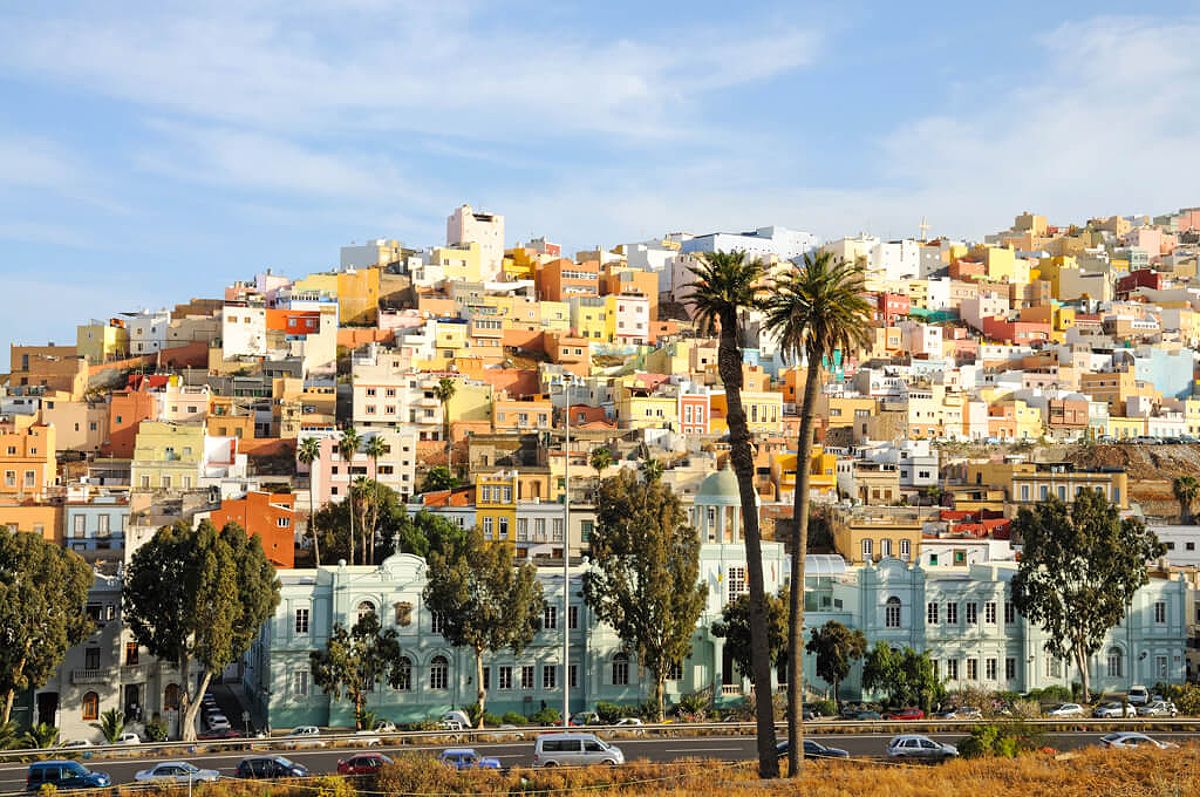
[
  {"x1": 1127, "y1": 686, "x2": 1150, "y2": 706},
  {"x1": 775, "y1": 739, "x2": 850, "y2": 760},
  {"x1": 612, "y1": 717, "x2": 644, "y2": 728},
  {"x1": 1136, "y1": 700, "x2": 1178, "y2": 718},
  {"x1": 134, "y1": 762, "x2": 221, "y2": 785},
  {"x1": 26, "y1": 761, "x2": 111, "y2": 792},
  {"x1": 883, "y1": 707, "x2": 926, "y2": 720},
  {"x1": 115, "y1": 732, "x2": 142, "y2": 745},
  {"x1": 205, "y1": 715, "x2": 232, "y2": 731},
  {"x1": 441, "y1": 710, "x2": 472, "y2": 728},
  {"x1": 438, "y1": 748, "x2": 503, "y2": 770},
  {"x1": 936, "y1": 707, "x2": 982, "y2": 720},
  {"x1": 235, "y1": 756, "x2": 309, "y2": 779},
  {"x1": 198, "y1": 728, "x2": 244, "y2": 740},
  {"x1": 281, "y1": 726, "x2": 326, "y2": 748},
  {"x1": 1100, "y1": 732, "x2": 1179, "y2": 750},
  {"x1": 1093, "y1": 702, "x2": 1138, "y2": 718},
  {"x1": 372, "y1": 721, "x2": 397, "y2": 734},
  {"x1": 533, "y1": 732, "x2": 624, "y2": 768},
  {"x1": 58, "y1": 740, "x2": 93, "y2": 749},
  {"x1": 570, "y1": 711, "x2": 602, "y2": 726},
  {"x1": 886, "y1": 735, "x2": 959, "y2": 762},
  {"x1": 436, "y1": 720, "x2": 466, "y2": 732},
  {"x1": 1045, "y1": 703, "x2": 1086, "y2": 718},
  {"x1": 337, "y1": 753, "x2": 394, "y2": 775},
  {"x1": 850, "y1": 710, "x2": 883, "y2": 721}
]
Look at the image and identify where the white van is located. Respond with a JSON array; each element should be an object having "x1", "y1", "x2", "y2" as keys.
[
  {"x1": 533, "y1": 732, "x2": 624, "y2": 768},
  {"x1": 1127, "y1": 685, "x2": 1150, "y2": 706}
]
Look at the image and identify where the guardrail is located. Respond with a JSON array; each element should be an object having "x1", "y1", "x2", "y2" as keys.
[{"x1": 2, "y1": 717, "x2": 1199, "y2": 764}]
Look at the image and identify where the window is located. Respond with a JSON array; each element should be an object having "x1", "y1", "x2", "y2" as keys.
[
  {"x1": 899, "y1": 539, "x2": 911, "y2": 561},
  {"x1": 498, "y1": 666, "x2": 513, "y2": 690},
  {"x1": 544, "y1": 605, "x2": 557, "y2": 630},
  {"x1": 666, "y1": 661, "x2": 683, "y2": 680},
  {"x1": 946, "y1": 602, "x2": 958, "y2": 625},
  {"x1": 580, "y1": 520, "x2": 593, "y2": 543},
  {"x1": 946, "y1": 659, "x2": 959, "y2": 680},
  {"x1": 880, "y1": 539, "x2": 893, "y2": 558},
  {"x1": 430, "y1": 656, "x2": 449, "y2": 690},
  {"x1": 569, "y1": 605, "x2": 579, "y2": 630},
  {"x1": 542, "y1": 665, "x2": 557, "y2": 689},
  {"x1": 82, "y1": 692, "x2": 99, "y2": 721},
  {"x1": 73, "y1": 515, "x2": 85, "y2": 538},
  {"x1": 612, "y1": 653, "x2": 630, "y2": 686},
  {"x1": 431, "y1": 611, "x2": 446, "y2": 635},
  {"x1": 124, "y1": 642, "x2": 139, "y2": 666},
  {"x1": 521, "y1": 665, "x2": 534, "y2": 689},
  {"x1": 967, "y1": 659, "x2": 978, "y2": 680},
  {"x1": 295, "y1": 608, "x2": 310, "y2": 634},
  {"x1": 357, "y1": 601, "x2": 375, "y2": 625},
  {"x1": 1004, "y1": 601, "x2": 1015, "y2": 624},
  {"x1": 727, "y1": 566, "x2": 747, "y2": 600},
  {"x1": 483, "y1": 517, "x2": 494, "y2": 536},
  {"x1": 1106, "y1": 648, "x2": 1123, "y2": 678},
  {"x1": 1154, "y1": 601, "x2": 1167, "y2": 624},
  {"x1": 986, "y1": 658, "x2": 997, "y2": 681},
  {"x1": 885, "y1": 597, "x2": 901, "y2": 628},
  {"x1": 1005, "y1": 657, "x2": 1016, "y2": 681},
  {"x1": 98, "y1": 515, "x2": 110, "y2": 535},
  {"x1": 862, "y1": 538, "x2": 873, "y2": 560},
  {"x1": 517, "y1": 518, "x2": 529, "y2": 541},
  {"x1": 395, "y1": 657, "x2": 412, "y2": 691},
  {"x1": 482, "y1": 667, "x2": 490, "y2": 691},
  {"x1": 569, "y1": 664, "x2": 578, "y2": 688},
  {"x1": 1046, "y1": 657, "x2": 1062, "y2": 679},
  {"x1": 966, "y1": 602, "x2": 978, "y2": 625},
  {"x1": 293, "y1": 670, "x2": 310, "y2": 697},
  {"x1": 985, "y1": 602, "x2": 997, "y2": 624},
  {"x1": 926, "y1": 602, "x2": 939, "y2": 625},
  {"x1": 1155, "y1": 655, "x2": 1168, "y2": 678},
  {"x1": 85, "y1": 647, "x2": 100, "y2": 669},
  {"x1": 552, "y1": 518, "x2": 564, "y2": 542}
]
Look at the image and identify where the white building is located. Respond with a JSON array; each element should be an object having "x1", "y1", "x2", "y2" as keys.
[
  {"x1": 126, "y1": 309, "x2": 171, "y2": 355},
  {"x1": 680, "y1": 225, "x2": 818, "y2": 264},
  {"x1": 447, "y1": 204, "x2": 504, "y2": 282},
  {"x1": 221, "y1": 303, "x2": 267, "y2": 358}
]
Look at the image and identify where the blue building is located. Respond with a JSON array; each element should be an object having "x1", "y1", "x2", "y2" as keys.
[{"x1": 63, "y1": 493, "x2": 128, "y2": 553}]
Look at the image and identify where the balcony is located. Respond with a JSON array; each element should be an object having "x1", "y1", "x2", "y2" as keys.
[
  {"x1": 720, "y1": 684, "x2": 743, "y2": 697},
  {"x1": 121, "y1": 664, "x2": 149, "y2": 682},
  {"x1": 71, "y1": 669, "x2": 109, "y2": 685}
]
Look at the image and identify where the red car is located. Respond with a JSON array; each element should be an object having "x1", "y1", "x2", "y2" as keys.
[
  {"x1": 883, "y1": 707, "x2": 926, "y2": 720},
  {"x1": 197, "y1": 728, "x2": 243, "y2": 740},
  {"x1": 336, "y1": 753, "x2": 393, "y2": 776}
]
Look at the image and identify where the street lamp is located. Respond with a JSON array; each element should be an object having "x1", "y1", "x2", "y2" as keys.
[{"x1": 554, "y1": 378, "x2": 572, "y2": 728}]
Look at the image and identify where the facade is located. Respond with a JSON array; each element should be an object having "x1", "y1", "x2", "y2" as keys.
[
  {"x1": 63, "y1": 493, "x2": 129, "y2": 553},
  {"x1": 0, "y1": 417, "x2": 56, "y2": 500},
  {"x1": 208, "y1": 490, "x2": 298, "y2": 569}
]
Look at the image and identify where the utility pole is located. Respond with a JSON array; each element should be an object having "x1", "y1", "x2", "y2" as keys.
[{"x1": 562, "y1": 381, "x2": 571, "y2": 727}]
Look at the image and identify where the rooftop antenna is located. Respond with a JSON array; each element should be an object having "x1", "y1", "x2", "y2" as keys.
[{"x1": 919, "y1": 217, "x2": 931, "y2": 241}]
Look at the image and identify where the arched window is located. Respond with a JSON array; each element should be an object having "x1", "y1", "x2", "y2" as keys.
[
  {"x1": 163, "y1": 684, "x2": 180, "y2": 711},
  {"x1": 357, "y1": 601, "x2": 375, "y2": 625},
  {"x1": 612, "y1": 653, "x2": 630, "y2": 686},
  {"x1": 82, "y1": 692, "x2": 99, "y2": 721},
  {"x1": 395, "y1": 656, "x2": 412, "y2": 691},
  {"x1": 1106, "y1": 647, "x2": 1123, "y2": 678},
  {"x1": 885, "y1": 597, "x2": 902, "y2": 629},
  {"x1": 429, "y1": 656, "x2": 449, "y2": 690}
]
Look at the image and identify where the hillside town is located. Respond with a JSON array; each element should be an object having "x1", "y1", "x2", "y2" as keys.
[{"x1": 4, "y1": 202, "x2": 1200, "y2": 749}]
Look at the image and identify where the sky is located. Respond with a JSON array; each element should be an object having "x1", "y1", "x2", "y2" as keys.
[{"x1": 3, "y1": 1, "x2": 1200, "y2": 368}]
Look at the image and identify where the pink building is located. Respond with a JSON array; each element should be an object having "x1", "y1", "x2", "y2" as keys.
[{"x1": 678, "y1": 393, "x2": 710, "y2": 435}]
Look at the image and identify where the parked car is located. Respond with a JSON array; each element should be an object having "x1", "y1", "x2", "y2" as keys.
[
  {"x1": 1127, "y1": 686, "x2": 1150, "y2": 706},
  {"x1": 441, "y1": 710, "x2": 472, "y2": 727},
  {"x1": 612, "y1": 717, "x2": 644, "y2": 730},
  {"x1": 337, "y1": 753, "x2": 394, "y2": 775},
  {"x1": 26, "y1": 761, "x2": 111, "y2": 792},
  {"x1": 205, "y1": 715, "x2": 232, "y2": 731},
  {"x1": 1100, "y1": 732, "x2": 1178, "y2": 750},
  {"x1": 883, "y1": 707, "x2": 926, "y2": 720},
  {"x1": 436, "y1": 720, "x2": 466, "y2": 732},
  {"x1": 848, "y1": 710, "x2": 883, "y2": 720},
  {"x1": 570, "y1": 711, "x2": 602, "y2": 726},
  {"x1": 198, "y1": 728, "x2": 244, "y2": 740},
  {"x1": 1045, "y1": 703, "x2": 1086, "y2": 718},
  {"x1": 58, "y1": 740, "x2": 92, "y2": 749},
  {"x1": 775, "y1": 739, "x2": 850, "y2": 760},
  {"x1": 935, "y1": 707, "x2": 982, "y2": 720},
  {"x1": 1093, "y1": 702, "x2": 1138, "y2": 718},
  {"x1": 1137, "y1": 700, "x2": 1178, "y2": 718},
  {"x1": 115, "y1": 732, "x2": 142, "y2": 745},
  {"x1": 438, "y1": 748, "x2": 503, "y2": 770},
  {"x1": 372, "y1": 721, "x2": 397, "y2": 733},
  {"x1": 281, "y1": 726, "x2": 326, "y2": 748},
  {"x1": 532, "y1": 733, "x2": 624, "y2": 768},
  {"x1": 886, "y1": 735, "x2": 959, "y2": 762},
  {"x1": 235, "y1": 756, "x2": 309, "y2": 779},
  {"x1": 134, "y1": 762, "x2": 220, "y2": 785}
]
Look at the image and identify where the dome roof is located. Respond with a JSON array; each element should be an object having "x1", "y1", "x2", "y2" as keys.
[{"x1": 695, "y1": 465, "x2": 741, "y2": 506}]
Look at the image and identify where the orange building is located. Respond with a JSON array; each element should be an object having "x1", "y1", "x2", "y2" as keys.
[
  {"x1": 0, "y1": 502, "x2": 62, "y2": 542},
  {"x1": 104, "y1": 388, "x2": 159, "y2": 458},
  {"x1": 600, "y1": 266, "x2": 659, "y2": 319},
  {"x1": 209, "y1": 490, "x2": 296, "y2": 568},
  {"x1": 8, "y1": 344, "x2": 88, "y2": 399},
  {"x1": 538, "y1": 258, "x2": 599, "y2": 302},
  {"x1": 492, "y1": 396, "x2": 553, "y2": 432},
  {"x1": 266, "y1": 309, "x2": 321, "y2": 334},
  {"x1": 0, "y1": 418, "x2": 56, "y2": 500},
  {"x1": 545, "y1": 331, "x2": 591, "y2": 378}
]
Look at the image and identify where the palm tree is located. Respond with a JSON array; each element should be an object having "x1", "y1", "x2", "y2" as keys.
[
  {"x1": 91, "y1": 708, "x2": 125, "y2": 744},
  {"x1": 339, "y1": 427, "x2": 362, "y2": 564},
  {"x1": 297, "y1": 436, "x2": 323, "y2": 566},
  {"x1": 21, "y1": 723, "x2": 60, "y2": 750},
  {"x1": 589, "y1": 446, "x2": 613, "y2": 497},
  {"x1": 761, "y1": 250, "x2": 873, "y2": 778},
  {"x1": 1173, "y1": 475, "x2": 1199, "y2": 524},
  {"x1": 685, "y1": 249, "x2": 778, "y2": 778},
  {"x1": 433, "y1": 377, "x2": 457, "y2": 469},
  {"x1": 363, "y1": 434, "x2": 388, "y2": 564}
]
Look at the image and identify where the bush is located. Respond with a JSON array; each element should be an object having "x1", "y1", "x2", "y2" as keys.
[
  {"x1": 482, "y1": 712, "x2": 503, "y2": 727},
  {"x1": 595, "y1": 701, "x2": 633, "y2": 723},
  {"x1": 1025, "y1": 685, "x2": 1073, "y2": 704},
  {"x1": 500, "y1": 712, "x2": 528, "y2": 726},
  {"x1": 530, "y1": 707, "x2": 561, "y2": 725},
  {"x1": 958, "y1": 721, "x2": 1043, "y2": 759},
  {"x1": 808, "y1": 699, "x2": 837, "y2": 717},
  {"x1": 676, "y1": 688, "x2": 712, "y2": 717},
  {"x1": 1160, "y1": 683, "x2": 1200, "y2": 716},
  {"x1": 143, "y1": 717, "x2": 168, "y2": 743}
]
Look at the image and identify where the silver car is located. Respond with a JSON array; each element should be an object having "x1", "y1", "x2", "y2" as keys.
[
  {"x1": 135, "y1": 762, "x2": 220, "y2": 784},
  {"x1": 532, "y1": 733, "x2": 624, "y2": 767},
  {"x1": 886, "y1": 734, "x2": 958, "y2": 762}
]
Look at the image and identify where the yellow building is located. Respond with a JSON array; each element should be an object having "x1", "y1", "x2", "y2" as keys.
[
  {"x1": 75, "y1": 319, "x2": 128, "y2": 365},
  {"x1": 643, "y1": 341, "x2": 693, "y2": 376},
  {"x1": 965, "y1": 461, "x2": 1129, "y2": 510},
  {"x1": 968, "y1": 244, "x2": 1028, "y2": 284},
  {"x1": 476, "y1": 470, "x2": 518, "y2": 544},
  {"x1": 831, "y1": 506, "x2": 927, "y2": 564},
  {"x1": 1106, "y1": 416, "x2": 1145, "y2": 440},
  {"x1": 710, "y1": 390, "x2": 783, "y2": 436},
  {"x1": 492, "y1": 397, "x2": 552, "y2": 433},
  {"x1": 430, "y1": 242, "x2": 484, "y2": 283},
  {"x1": 538, "y1": 300, "x2": 570, "y2": 332},
  {"x1": 130, "y1": 422, "x2": 205, "y2": 492},
  {"x1": 1012, "y1": 399, "x2": 1044, "y2": 440},
  {"x1": 570, "y1": 298, "x2": 609, "y2": 341},
  {"x1": 616, "y1": 386, "x2": 678, "y2": 430},
  {"x1": 771, "y1": 447, "x2": 837, "y2": 503}
]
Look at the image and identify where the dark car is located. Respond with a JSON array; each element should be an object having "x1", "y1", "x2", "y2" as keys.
[
  {"x1": 850, "y1": 710, "x2": 883, "y2": 720},
  {"x1": 235, "y1": 756, "x2": 308, "y2": 779},
  {"x1": 198, "y1": 728, "x2": 244, "y2": 740},
  {"x1": 883, "y1": 707, "x2": 926, "y2": 720},
  {"x1": 337, "y1": 753, "x2": 394, "y2": 775},
  {"x1": 26, "y1": 761, "x2": 111, "y2": 792},
  {"x1": 775, "y1": 739, "x2": 850, "y2": 760},
  {"x1": 438, "y1": 748, "x2": 503, "y2": 770}
]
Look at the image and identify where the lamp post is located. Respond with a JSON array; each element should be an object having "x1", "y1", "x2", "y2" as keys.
[{"x1": 561, "y1": 380, "x2": 571, "y2": 727}]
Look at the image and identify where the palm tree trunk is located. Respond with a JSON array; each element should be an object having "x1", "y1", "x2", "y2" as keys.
[
  {"x1": 443, "y1": 402, "x2": 452, "y2": 469},
  {"x1": 309, "y1": 475, "x2": 321, "y2": 567},
  {"x1": 718, "y1": 316, "x2": 779, "y2": 779},
  {"x1": 787, "y1": 357, "x2": 823, "y2": 778},
  {"x1": 347, "y1": 469, "x2": 356, "y2": 565}
]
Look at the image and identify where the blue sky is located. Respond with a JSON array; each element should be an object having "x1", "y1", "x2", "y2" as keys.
[{"x1": 3, "y1": 1, "x2": 1200, "y2": 368}]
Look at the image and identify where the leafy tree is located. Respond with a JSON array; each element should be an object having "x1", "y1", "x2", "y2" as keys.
[
  {"x1": 1011, "y1": 490, "x2": 1164, "y2": 702},
  {"x1": 712, "y1": 588, "x2": 789, "y2": 677},
  {"x1": 433, "y1": 377, "x2": 457, "y2": 466},
  {"x1": 685, "y1": 249, "x2": 778, "y2": 776},
  {"x1": 421, "y1": 465, "x2": 460, "y2": 494},
  {"x1": 805, "y1": 620, "x2": 867, "y2": 708},
  {"x1": 1172, "y1": 475, "x2": 1198, "y2": 524},
  {"x1": 363, "y1": 435, "x2": 388, "y2": 564},
  {"x1": 862, "y1": 642, "x2": 944, "y2": 711},
  {"x1": 393, "y1": 509, "x2": 467, "y2": 560},
  {"x1": 310, "y1": 612, "x2": 402, "y2": 728},
  {"x1": 423, "y1": 527, "x2": 543, "y2": 726},
  {"x1": 339, "y1": 427, "x2": 362, "y2": 564},
  {"x1": 761, "y1": 250, "x2": 872, "y2": 776},
  {"x1": 91, "y1": 708, "x2": 125, "y2": 744},
  {"x1": 0, "y1": 528, "x2": 94, "y2": 723},
  {"x1": 123, "y1": 521, "x2": 280, "y2": 740},
  {"x1": 297, "y1": 436, "x2": 323, "y2": 565},
  {"x1": 583, "y1": 470, "x2": 707, "y2": 721},
  {"x1": 21, "y1": 723, "x2": 59, "y2": 749}
]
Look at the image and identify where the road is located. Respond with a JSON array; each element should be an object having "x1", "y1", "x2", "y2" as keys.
[{"x1": 1, "y1": 730, "x2": 1197, "y2": 793}]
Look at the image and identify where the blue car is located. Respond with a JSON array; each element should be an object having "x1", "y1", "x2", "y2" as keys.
[
  {"x1": 26, "y1": 761, "x2": 111, "y2": 792},
  {"x1": 438, "y1": 748, "x2": 502, "y2": 770}
]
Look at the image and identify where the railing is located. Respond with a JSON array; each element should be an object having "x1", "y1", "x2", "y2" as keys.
[
  {"x1": 70, "y1": 669, "x2": 107, "y2": 684},
  {"x1": 720, "y1": 684, "x2": 743, "y2": 696}
]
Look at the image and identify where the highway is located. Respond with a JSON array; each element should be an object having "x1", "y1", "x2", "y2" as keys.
[{"x1": 2, "y1": 729, "x2": 1198, "y2": 793}]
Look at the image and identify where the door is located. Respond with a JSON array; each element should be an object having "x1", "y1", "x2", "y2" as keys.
[
  {"x1": 123, "y1": 684, "x2": 142, "y2": 722},
  {"x1": 37, "y1": 692, "x2": 58, "y2": 728}
]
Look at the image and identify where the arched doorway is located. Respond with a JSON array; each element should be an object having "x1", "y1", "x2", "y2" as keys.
[{"x1": 164, "y1": 684, "x2": 181, "y2": 738}]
